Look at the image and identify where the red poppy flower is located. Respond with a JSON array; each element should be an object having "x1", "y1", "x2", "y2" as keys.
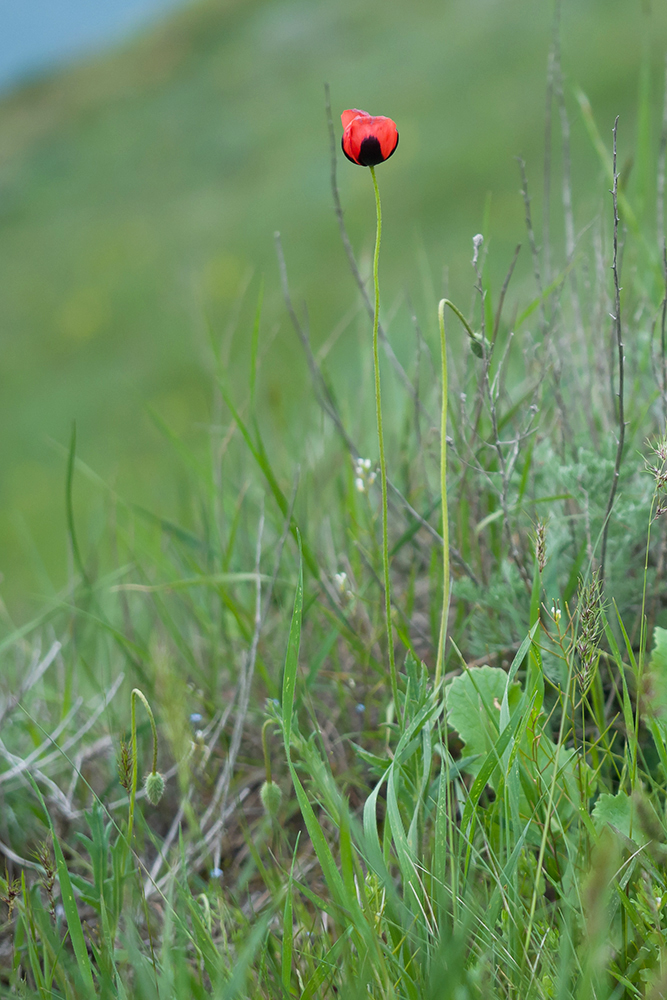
[{"x1": 341, "y1": 109, "x2": 399, "y2": 167}]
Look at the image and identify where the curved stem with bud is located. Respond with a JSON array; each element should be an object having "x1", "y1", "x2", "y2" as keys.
[{"x1": 127, "y1": 688, "x2": 161, "y2": 849}]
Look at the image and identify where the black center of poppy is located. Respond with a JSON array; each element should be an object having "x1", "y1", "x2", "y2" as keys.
[{"x1": 357, "y1": 136, "x2": 383, "y2": 166}]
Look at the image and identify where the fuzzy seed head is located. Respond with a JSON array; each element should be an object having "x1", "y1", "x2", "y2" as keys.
[{"x1": 144, "y1": 771, "x2": 165, "y2": 806}]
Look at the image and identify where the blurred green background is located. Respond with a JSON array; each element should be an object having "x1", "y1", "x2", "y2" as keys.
[{"x1": 1, "y1": 0, "x2": 666, "y2": 614}]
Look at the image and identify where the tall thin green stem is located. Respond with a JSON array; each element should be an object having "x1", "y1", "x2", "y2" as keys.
[
  {"x1": 262, "y1": 718, "x2": 273, "y2": 784},
  {"x1": 369, "y1": 165, "x2": 399, "y2": 723},
  {"x1": 434, "y1": 299, "x2": 450, "y2": 688},
  {"x1": 127, "y1": 687, "x2": 159, "y2": 848}
]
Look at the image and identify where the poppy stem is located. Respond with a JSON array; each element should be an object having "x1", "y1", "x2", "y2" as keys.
[
  {"x1": 369, "y1": 165, "x2": 400, "y2": 725},
  {"x1": 434, "y1": 300, "x2": 450, "y2": 689},
  {"x1": 127, "y1": 687, "x2": 159, "y2": 850}
]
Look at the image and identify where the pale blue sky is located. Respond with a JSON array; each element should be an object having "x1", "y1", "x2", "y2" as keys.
[{"x1": 0, "y1": 0, "x2": 191, "y2": 91}]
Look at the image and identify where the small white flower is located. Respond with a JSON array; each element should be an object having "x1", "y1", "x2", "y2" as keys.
[
  {"x1": 551, "y1": 606, "x2": 562, "y2": 622},
  {"x1": 353, "y1": 457, "x2": 376, "y2": 493},
  {"x1": 334, "y1": 571, "x2": 348, "y2": 593}
]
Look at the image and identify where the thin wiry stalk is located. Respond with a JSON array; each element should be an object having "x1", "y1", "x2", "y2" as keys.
[
  {"x1": 600, "y1": 117, "x2": 626, "y2": 589},
  {"x1": 542, "y1": 2, "x2": 557, "y2": 287},
  {"x1": 553, "y1": 5, "x2": 584, "y2": 340},
  {"x1": 369, "y1": 165, "x2": 399, "y2": 724},
  {"x1": 453, "y1": 245, "x2": 521, "y2": 563},
  {"x1": 472, "y1": 244, "x2": 532, "y2": 591},
  {"x1": 518, "y1": 156, "x2": 548, "y2": 338},
  {"x1": 492, "y1": 243, "x2": 521, "y2": 345}
]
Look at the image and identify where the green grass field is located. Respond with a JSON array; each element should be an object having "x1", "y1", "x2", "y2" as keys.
[
  {"x1": 1, "y1": 0, "x2": 666, "y2": 610},
  {"x1": 3, "y1": 0, "x2": 667, "y2": 995}
]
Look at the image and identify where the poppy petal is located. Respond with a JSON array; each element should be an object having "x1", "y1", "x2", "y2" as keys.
[{"x1": 341, "y1": 108, "x2": 369, "y2": 130}]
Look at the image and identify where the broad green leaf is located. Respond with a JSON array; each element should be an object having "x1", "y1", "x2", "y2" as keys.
[
  {"x1": 648, "y1": 626, "x2": 667, "y2": 723},
  {"x1": 592, "y1": 791, "x2": 654, "y2": 846},
  {"x1": 447, "y1": 666, "x2": 522, "y2": 780}
]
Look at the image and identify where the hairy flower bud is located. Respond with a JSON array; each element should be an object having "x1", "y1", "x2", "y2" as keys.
[
  {"x1": 260, "y1": 780, "x2": 282, "y2": 819},
  {"x1": 144, "y1": 771, "x2": 165, "y2": 806}
]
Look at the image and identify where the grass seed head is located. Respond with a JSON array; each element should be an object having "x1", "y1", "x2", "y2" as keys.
[
  {"x1": 535, "y1": 519, "x2": 548, "y2": 574},
  {"x1": 575, "y1": 572, "x2": 603, "y2": 694},
  {"x1": 118, "y1": 737, "x2": 133, "y2": 792}
]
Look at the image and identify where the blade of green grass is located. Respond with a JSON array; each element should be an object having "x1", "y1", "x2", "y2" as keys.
[{"x1": 27, "y1": 775, "x2": 96, "y2": 995}]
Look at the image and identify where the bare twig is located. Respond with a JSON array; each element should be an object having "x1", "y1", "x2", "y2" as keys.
[
  {"x1": 473, "y1": 242, "x2": 532, "y2": 590},
  {"x1": 552, "y1": 9, "x2": 583, "y2": 340},
  {"x1": 518, "y1": 157, "x2": 548, "y2": 338},
  {"x1": 492, "y1": 244, "x2": 522, "y2": 345},
  {"x1": 600, "y1": 118, "x2": 626, "y2": 588},
  {"x1": 543, "y1": 4, "x2": 557, "y2": 286}
]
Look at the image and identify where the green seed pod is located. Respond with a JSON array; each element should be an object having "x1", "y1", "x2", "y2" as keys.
[
  {"x1": 144, "y1": 771, "x2": 165, "y2": 806},
  {"x1": 260, "y1": 780, "x2": 282, "y2": 819}
]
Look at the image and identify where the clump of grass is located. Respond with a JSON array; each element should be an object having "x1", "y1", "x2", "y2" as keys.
[{"x1": 4, "y1": 37, "x2": 667, "y2": 1000}]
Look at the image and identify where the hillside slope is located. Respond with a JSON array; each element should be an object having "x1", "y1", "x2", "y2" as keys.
[{"x1": 0, "y1": 0, "x2": 665, "y2": 609}]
